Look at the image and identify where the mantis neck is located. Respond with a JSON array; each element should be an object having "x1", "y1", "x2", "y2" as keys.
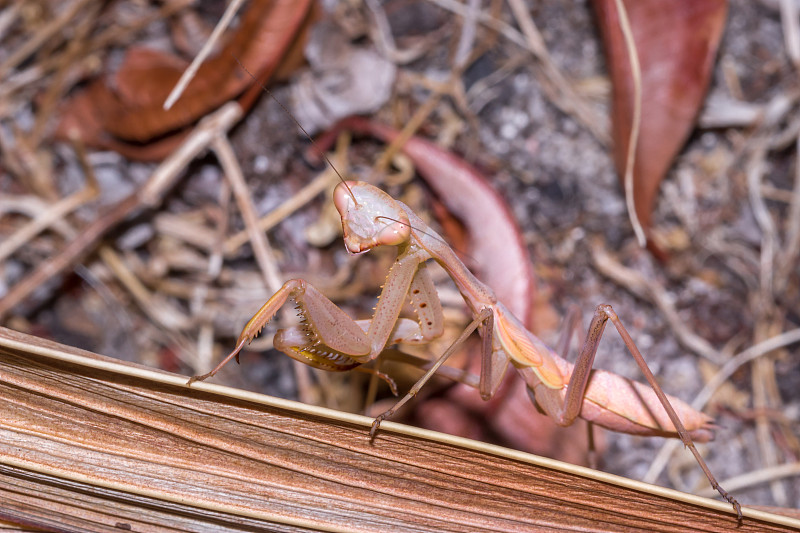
[{"x1": 399, "y1": 203, "x2": 498, "y2": 315}]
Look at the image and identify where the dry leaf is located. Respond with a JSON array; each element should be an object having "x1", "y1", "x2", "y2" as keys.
[
  {"x1": 593, "y1": 0, "x2": 728, "y2": 242},
  {"x1": 0, "y1": 326, "x2": 790, "y2": 532}
]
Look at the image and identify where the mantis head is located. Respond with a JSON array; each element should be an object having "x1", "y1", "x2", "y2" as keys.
[{"x1": 333, "y1": 181, "x2": 411, "y2": 254}]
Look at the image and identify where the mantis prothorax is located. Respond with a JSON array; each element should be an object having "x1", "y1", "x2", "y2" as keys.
[{"x1": 188, "y1": 173, "x2": 741, "y2": 517}]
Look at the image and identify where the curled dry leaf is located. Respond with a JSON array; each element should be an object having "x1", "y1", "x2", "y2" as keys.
[
  {"x1": 592, "y1": 0, "x2": 728, "y2": 244},
  {"x1": 310, "y1": 117, "x2": 592, "y2": 462},
  {"x1": 56, "y1": 0, "x2": 315, "y2": 160}
]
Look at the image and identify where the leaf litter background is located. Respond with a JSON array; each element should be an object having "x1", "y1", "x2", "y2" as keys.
[{"x1": 1, "y1": 0, "x2": 799, "y2": 512}]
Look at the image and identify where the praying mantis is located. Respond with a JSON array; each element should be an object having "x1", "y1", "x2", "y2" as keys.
[{"x1": 188, "y1": 170, "x2": 741, "y2": 517}]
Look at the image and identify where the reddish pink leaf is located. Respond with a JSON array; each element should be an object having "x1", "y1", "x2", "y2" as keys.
[{"x1": 593, "y1": 0, "x2": 727, "y2": 239}]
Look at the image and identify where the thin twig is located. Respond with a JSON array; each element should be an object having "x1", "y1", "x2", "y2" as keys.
[
  {"x1": 698, "y1": 462, "x2": 800, "y2": 499},
  {"x1": 0, "y1": 4, "x2": 21, "y2": 42},
  {"x1": 210, "y1": 135, "x2": 282, "y2": 295},
  {"x1": 27, "y1": 1, "x2": 100, "y2": 147},
  {"x1": 775, "y1": 136, "x2": 800, "y2": 291},
  {"x1": 223, "y1": 169, "x2": 340, "y2": 254},
  {"x1": 98, "y1": 246, "x2": 192, "y2": 331},
  {"x1": 428, "y1": 0, "x2": 609, "y2": 143},
  {"x1": 591, "y1": 243, "x2": 725, "y2": 365},
  {"x1": 163, "y1": 0, "x2": 247, "y2": 110},
  {"x1": 506, "y1": 0, "x2": 609, "y2": 144},
  {"x1": 0, "y1": 181, "x2": 97, "y2": 264},
  {"x1": 365, "y1": 0, "x2": 430, "y2": 64},
  {"x1": 192, "y1": 179, "x2": 233, "y2": 375},
  {"x1": 0, "y1": 196, "x2": 74, "y2": 238},
  {"x1": 612, "y1": 0, "x2": 646, "y2": 246},
  {"x1": 0, "y1": 0, "x2": 93, "y2": 79},
  {"x1": 780, "y1": 0, "x2": 800, "y2": 71},
  {"x1": 453, "y1": 0, "x2": 481, "y2": 68},
  {"x1": 0, "y1": 138, "x2": 99, "y2": 263},
  {"x1": 747, "y1": 146, "x2": 776, "y2": 296},
  {"x1": 746, "y1": 142, "x2": 787, "y2": 504}
]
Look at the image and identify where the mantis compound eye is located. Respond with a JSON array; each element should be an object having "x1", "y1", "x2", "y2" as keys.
[
  {"x1": 373, "y1": 216, "x2": 410, "y2": 247},
  {"x1": 333, "y1": 181, "x2": 358, "y2": 214}
]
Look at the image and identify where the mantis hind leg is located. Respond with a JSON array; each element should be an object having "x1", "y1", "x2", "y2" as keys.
[{"x1": 558, "y1": 304, "x2": 741, "y2": 518}]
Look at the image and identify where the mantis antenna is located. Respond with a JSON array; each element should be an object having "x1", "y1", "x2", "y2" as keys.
[{"x1": 232, "y1": 55, "x2": 359, "y2": 206}]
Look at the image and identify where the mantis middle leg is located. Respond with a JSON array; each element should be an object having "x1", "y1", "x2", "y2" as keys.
[{"x1": 369, "y1": 307, "x2": 496, "y2": 437}]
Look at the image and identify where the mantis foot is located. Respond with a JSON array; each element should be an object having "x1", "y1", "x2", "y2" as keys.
[
  {"x1": 714, "y1": 482, "x2": 742, "y2": 521},
  {"x1": 370, "y1": 402, "x2": 401, "y2": 439},
  {"x1": 369, "y1": 416, "x2": 385, "y2": 440},
  {"x1": 186, "y1": 372, "x2": 213, "y2": 386}
]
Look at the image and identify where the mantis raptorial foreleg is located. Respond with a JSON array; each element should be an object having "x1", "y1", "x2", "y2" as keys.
[
  {"x1": 188, "y1": 279, "x2": 368, "y2": 384},
  {"x1": 189, "y1": 240, "x2": 444, "y2": 384}
]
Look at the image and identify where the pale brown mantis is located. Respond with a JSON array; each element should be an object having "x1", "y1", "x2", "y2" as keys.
[{"x1": 188, "y1": 157, "x2": 741, "y2": 516}]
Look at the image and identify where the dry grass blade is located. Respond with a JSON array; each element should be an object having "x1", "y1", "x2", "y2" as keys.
[
  {"x1": 0, "y1": 328, "x2": 796, "y2": 532},
  {"x1": 163, "y1": 0, "x2": 247, "y2": 110},
  {"x1": 0, "y1": 101, "x2": 243, "y2": 320},
  {"x1": 0, "y1": 0, "x2": 93, "y2": 79},
  {"x1": 610, "y1": 0, "x2": 646, "y2": 246}
]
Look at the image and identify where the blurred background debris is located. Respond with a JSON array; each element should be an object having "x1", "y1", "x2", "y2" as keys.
[{"x1": 0, "y1": 0, "x2": 798, "y2": 509}]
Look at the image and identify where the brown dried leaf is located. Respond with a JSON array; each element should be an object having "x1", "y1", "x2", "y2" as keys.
[{"x1": 593, "y1": 0, "x2": 728, "y2": 238}]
